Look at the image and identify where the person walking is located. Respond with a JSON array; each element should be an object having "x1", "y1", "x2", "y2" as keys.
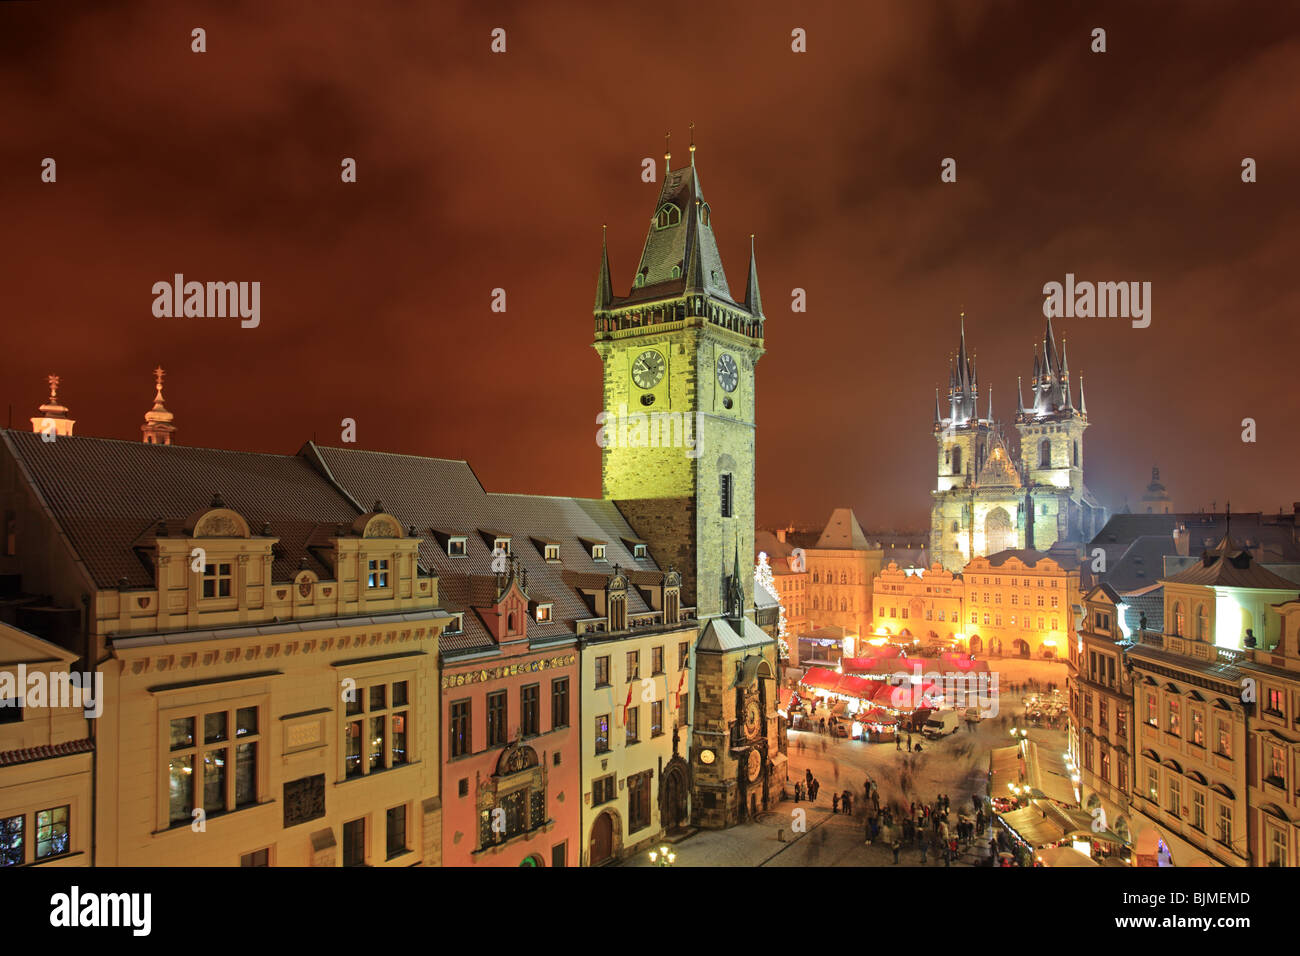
[
  {"x1": 891, "y1": 840, "x2": 901, "y2": 864},
  {"x1": 896, "y1": 735, "x2": 902, "y2": 751},
  {"x1": 832, "y1": 793, "x2": 840, "y2": 814}
]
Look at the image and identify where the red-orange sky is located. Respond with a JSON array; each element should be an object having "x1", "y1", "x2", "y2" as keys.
[{"x1": 2, "y1": 1, "x2": 1298, "y2": 530}]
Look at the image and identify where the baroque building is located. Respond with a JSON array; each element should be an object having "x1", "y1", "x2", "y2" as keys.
[{"x1": 930, "y1": 316, "x2": 1106, "y2": 571}]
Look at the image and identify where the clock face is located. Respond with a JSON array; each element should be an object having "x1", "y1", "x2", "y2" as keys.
[
  {"x1": 747, "y1": 749, "x2": 762, "y2": 781},
  {"x1": 744, "y1": 699, "x2": 762, "y2": 737},
  {"x1": 699, "y1": 749, "x2": 715, "y2": 765},
  {"x1": 631, "y1": 350, "x2": 665, "y2": 390},
  {"x1": 716, "y1": 353, "x2": 738, "y2": 393}
]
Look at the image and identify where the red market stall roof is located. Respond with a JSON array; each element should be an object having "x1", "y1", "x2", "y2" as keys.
[
  {"x1": 842, "y1": 653, "x2": 990, "y2": 678},
  {"x1": 798, "y1": 669, "x2": 945, "y2": 712}
]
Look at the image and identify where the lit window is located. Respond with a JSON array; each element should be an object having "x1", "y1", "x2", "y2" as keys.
[
  {"x1": 633, "y1": 543, "x2": 648, "y2": 559},
  {"x1": 544, "y1": 544, "x2": 560, "y2": 561},
  {"x1": 592, "y1": 544, "x2": 606, "y2": 561},
  {"x1": 202, "y1": 562, "x2": 233, "y2": 599},
  {"x1": 447, "y1": 537, "x2": 467, "y2": 556},
  {"x1": 535, "y1": 603, "x2": 553, "y2": 623},
  {"x1": 367, "y1": 559, "x2": 390, "y2": 589}
]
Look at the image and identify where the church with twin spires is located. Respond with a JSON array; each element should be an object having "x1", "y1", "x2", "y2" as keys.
[{"x1": 929, "y1": 315, "x2": 1106, "y2": 572}]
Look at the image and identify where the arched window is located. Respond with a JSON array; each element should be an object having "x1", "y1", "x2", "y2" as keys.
[
  {"x1": 952, "y1": 446, "x2": 963, "y2": 476},
  {"x1": 700, "y1": 203, "x2": 711, "y2": 227},
  {"x1": 840, "y1": 599, "x2": 847, "y2": 612},
  {"x1": 1196, "y1": 604, "x2": 1209, "y2": 641},
  {"x1": 840, "y1": 572, "x2": 847, "y2": 584},
  {"x1": 670, "y1": 264, "x2": 681, "y2": 278},
  {"x1": 655, "y1": 204, "x2": 681, "y2": 229},
  {"x1": 1174, "y1": 602, "x2": 1185, "y2": 637},
  {"x1": 812, "y1": 571, "x2": 819, "y2": 583},
  {"x1": 1072, "y1": 441, "x2": 1079, "y2": 467},
  {"x1": 1039, "y1": 439, "x2": 1051, "y2": 468}
]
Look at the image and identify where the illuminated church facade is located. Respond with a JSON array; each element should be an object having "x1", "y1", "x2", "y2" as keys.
[{"x1": 929, "y1": 316, "x2": 1106, "y2": 572}]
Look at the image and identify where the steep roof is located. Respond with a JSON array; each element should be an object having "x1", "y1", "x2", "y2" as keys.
[
  {"x1": 303, "y1": 445, "x2": 663, "y2": 657},
  {"x1": 1163, "y1": 534, "x2": 1298, "y2": 591},
  {"x1": 2, "y1": 429, "x2": 360, "y2": 589},
  {"x1": 815, "y1": 508, "x2": 871, "y2": 550}
]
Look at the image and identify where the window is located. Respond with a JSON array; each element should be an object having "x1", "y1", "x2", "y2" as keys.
[
  {"x1": 633, "y1": 543, "x2": 648, "y2": 559},
  {"x1": 720, "y1": 474, "x2": 734, "y2": 518},
  {"x1": 951, "y1": 446, "x2": 962, "y2": 475},
  {"x1": 493, "y1": 537, "x2": 512, "y2": 556},
  {"x1": 343, "y1": 817, "x2": 365, "y2": 867},
  {"x1": 1167, "y1": 777, "x2": 1181, "y2": 817},
  {"x1": 1167, "y1": 699, "x2": 1180, "y2": 736},
  {"x1": 1267, "y1": 744, "x2": 1286, "y2": 785},
  {"x1": 449, "y1": 699, "x2": 471, "y2": 758},
  {"x1": 595, "y1": 714, "x2": 610, "y2": 754},
  {"x1": 552, "y1": 842, "x2": 567, "y2": 868},
  {"x1": 1039, "y1": 439, "x2": 1051, "y2": 468},
  {"x1": 344, "y1": 680, "x2": 408, "y2": 778},
  {"x1": 655, "y1": 203, "x2": 681, "y2": 229},
  {"x1": 595, "y1": 656, "x2": 610, "y2": 687},
  {"x1": 445, "y1": 613, "x2": 464, "y2": 635},
  {"x1": 551, "y1": 678, "x2": 570, "y2": 729},
  {"x1": 1267, "y1": 688, "x2": 1284, "y2": 715},
  {"x1": 652, "y1": 646, "x2": 664, "y2": 675},
  {"x1": 1117, "y1": 760, "x2": 1129, "y2": 793},
  {"x1": 520, "y1": 684, "x2": 540, "y2": 737},
  {"x1": 628, "y1": 771, "x2": 652, "y2": 833},
  {"x1": 679, "y1": 641, "x2": 689, "y2": 670},
  {"x1": 1100, "y1": 749, "x2": 1110, "y2": 782},
  {"x1": 35, "y1": 805, "x2": 70, "y2": 861},
  {"x1": 651, "y1": 700, "x2": 663, "y2": 737},
  {"x1": 168, "y1": 703, "x2": 261, "y2": 826},
  {"x1": 1192, "y1": 791, "x2": 1205, "y2": 831},
  {"x1": 202, "y1": 562, "x2": 233, "y2": 599},
  {"x1": 626, "y1": 706, "x2": 639, "y2": 745},
  {"x1": 0, "y1": 814, "x2": 24, "y2": 866},
  {"x1": 1116, "y1": 709, "x2": 1128, "y2": 739},
  {"x1": 1146, "y1": 766, "x2": 1158, "y2": 800},
  {"x1": 627, "y1": 651, "x2": 640, "y2": 681},
  {"x1": 1216, "y1": 804, "x2": 1232, "y2": 846},
  {"x1": 592, "y1": 544, "x2": 606, "y2": 560},
  {"x1": 1173, "y1": 602, "x2": 1185, "y2": 636},
  {"x1": 1145, "y1": 693, "x2": 1157, "y2": 726},
  {"x1": 544, "y1": 544, "x2": 560, "y2": 561},
  {"x1": 535, "y1": 603, "x2": 553, "y2": 623},
  {"x1": 1270, "y1": 827, "x2": 1288, "y2": 867},
  {"x1": 486, "y1": 691, "x2": 507, "y2": 748},
  {"x1": 447, "y1": 537, "x2": 467, "y2": 556},
  {"x1": 1196, "y1": 605, "x2": 1208, "y2": 640},
  {"x1": 1216, "y1": 719, "x2": 1231, "y2": 757},
  {"x1": 678, "y1": 691, "x2": 689, "y2": 725},
  {"x1": 1191, "y1": 710, "x2": 1204, "y2": 747},
  {"x1": 366, "y1": 558, "x2": 389, "y2": 589},
  {"x1": 592, "y1": 774, "x2": 616, "y2": 806},
  {"x1": 458, "y1": 778, "x2": 469, "y2": 797},
  {"x1": 386, "y1": 805, "x2": 407, "y2": 859},
  {"x1": 1084, "y1": 694, "x2": 1092, "y2": 720},
  {"x1": 240, "y1": 848, "x2": 270, "y2": 867}
]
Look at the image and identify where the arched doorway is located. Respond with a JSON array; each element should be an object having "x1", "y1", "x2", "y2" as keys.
[
  {"x1": 1012, "y1": 638, "x2": 1030, "y2": 658},
  {"x1": 519, "y1": 855, "x2": 543, "y2": 867},
  {"x1": 984, "y1": 507, "x2": 1015, "y2": 554},
  {"x1": 589, "y1": 810, "x2": 620, "y2": 866},
  {"x1": 969, "y1": 634, "x2": 983, "y2": 655},
  {"x1": 660, "y1": 760, "x2": 690, "y2": 833},
  {"x1": 989, "y1": 636, "x2": 1002, "y2": 657}
]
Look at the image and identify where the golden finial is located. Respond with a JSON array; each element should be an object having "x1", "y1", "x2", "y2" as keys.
[
  {"x1": 664, "y1": 130, "x2": 671, "y2": 170},
  {"x1": 47, "y1": 374, "x2": 60, "y2": 401}
]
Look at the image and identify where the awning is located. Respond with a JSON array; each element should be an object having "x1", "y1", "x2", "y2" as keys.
[
  {"x1": 998, "y1": 806, "x2": 1066, "y2": 848},
  {"x1": 989, "y1": 745, "x2": 1023, "y2": 797},
  {"x1": 1036, "y1": 801, "x2": 1126, "y2": 844},
  {"x1": 1035, "y1": 846, "x2": 1098, "y2": 867},
  {"x1": 800, "y1": 667, "x2": 841, "y2": 692},
  {"x1": 1026, "y1": 741, "x2": 1078, "y2": 806}
]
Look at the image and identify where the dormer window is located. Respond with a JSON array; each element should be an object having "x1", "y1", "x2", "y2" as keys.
[
  {"x1": 592, "y1": 544, "x2": 606, "y2": 561},
  {"x1": 545, "y1": 544, "x2": 560, "y2": 562},
  {"x1": 493, "y1": 537, "x2": 512, "y2": 556},
  {"x1": 447, "y1": 536, "x2": 467, "y2": 557},
  {"x1": 367, "y1": 559, "x2": 389, "y2": 589},
  {"x1": 535, "y1": 603, "x2": 553, "y2": 623},
  {"x1": 654, "y1": 203, "x2": 681, "y2": 230},
  {"x1": 633, "y1": 544, "x2": 648, "y2": 559},
  {"x1": 445, "y1": 613, "x2": 464, "y2": 635},
  {"x1": 202, "y1": 562, "x2": 233, "y2": 599},
  {"x1": 635, "y1": 272, "x2": 646, "y2": 288}
]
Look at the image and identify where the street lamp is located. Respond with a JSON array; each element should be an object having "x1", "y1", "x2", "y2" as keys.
[{"x1": 648, "y1": 845, "x2": 676, "y2": 867}]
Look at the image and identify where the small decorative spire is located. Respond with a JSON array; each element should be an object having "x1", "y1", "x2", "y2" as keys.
[
  {"x1": 664, "y1": 130, "x2": 671, "y2": 171},
  {"x1": 689, "y1": 121, "x2": 696, "y2": 166}
]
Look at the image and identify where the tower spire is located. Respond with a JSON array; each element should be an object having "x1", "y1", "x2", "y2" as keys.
[
  {"x1": 934, "y1": 387, "x2": 941, "y2": 426},
  {"x1": 1079, "y1": 373, "x2": 1087, "y2": 417},
  {"x1": 744, "y1": 234, "x2": 763, "y2": 317},
  {"x1": 141, "y1": 365, "x2": 177, "y2": 445},
  {"x1": 664, "y1": 130, "x2": 671, "y2": 172},
  {"x1": 1017, "y1": 375, "x2": 1026, "y2": 414},
  {"x1": 594, "y1": 224, "x2": 613, "y2": 312},
  {"x1": 31, "y1": 373, "x2": 75, "y2": 438},
  {"x1": 689, "y1": 121, "x2": 695, "y2": 167}
]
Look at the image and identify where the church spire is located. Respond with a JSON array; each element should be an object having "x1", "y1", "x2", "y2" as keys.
[
  {"x1": 141, "y1": 365, "x2": 177, "y2": 445},
  {"x1": 934, "y1": 387, "x2": 942, "y2": 426},
  {"x1": 744, "y1": 234, "x2": 763, "y2": 318},
  {"x1": 1017, "y1": 375, "x2": 1026, "y2": 414},
  {"x1": 594, "y1": 224, "x2": 613, "y2": 312},
  {"x1": 1079, "y1": 373, "x2": 1087, "y2": 417},
  {"x1": 31, "y1": 373, "x2": 75, "y2": 438}
]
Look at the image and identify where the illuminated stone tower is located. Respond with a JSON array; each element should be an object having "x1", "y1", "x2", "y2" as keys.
[
  {"x1": 30, "y1": 374, "x2": 75, "y2": 438},
  {"x1": 141, "y1": 366, "x2": 178, "y2": 445},
  {"x1": 594, "y1": 136, "x2": 765, "y2": 618},
  {"x1": 1014, "y1": 316, "x2": 1105, "y2": 549}
]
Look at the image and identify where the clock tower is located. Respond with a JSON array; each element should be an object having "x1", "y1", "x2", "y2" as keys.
[{"x1": 593, "y1": 140, "x2": 765, "y2": 619}]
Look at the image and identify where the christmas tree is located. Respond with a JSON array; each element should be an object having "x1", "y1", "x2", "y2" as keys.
[{"x1": 754, "y1": 551, "x2": 790, "y2": 659}]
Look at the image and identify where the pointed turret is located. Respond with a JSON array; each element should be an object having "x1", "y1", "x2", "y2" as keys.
[
  {"x1": 934, "y1": 387, "x2": 942, "y2": 426},
  {"x1": 30, "y1": 373, "x2": 75, "y2": 438},
  {"x1": 1079, "y1": 373, "x2": 1087, "y2": 417},
  {"x1": 594, "y1": 224, "x2": 613, "y2": 312},
  {"x1": 1017, "y1": 375, "x2": 1026, "y2": 414},
  {"x1": 141, "y1": 366, "x2": 177, "y2": 445},
  {"x1": 987, "y1": 384, "x2": 993, "y2": 423},
  {"x1": 744, "y1": 235, "x2": 763, "y2": 317}
]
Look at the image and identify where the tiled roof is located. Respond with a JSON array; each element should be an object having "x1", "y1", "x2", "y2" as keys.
[
  {"x1": 304, "y1": 445, "x2": 663, "y2": 659},
  {"x1": 1163, "y1": 536, "x2": 1298, "y2": 590},
  {"x1": 815, "y1": 508, "x2": 871, "y2": 550},
  {"x1": 2, "y1": 430, "x2": 361, "y2": 589},
  {"x1": 0, "y1": 737, "x2": 94, "y2": 767}
]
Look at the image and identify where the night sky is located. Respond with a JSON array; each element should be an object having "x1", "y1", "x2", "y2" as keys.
[{"x1": 2, "y1": 1, "x2": 1298, "y2": 530}]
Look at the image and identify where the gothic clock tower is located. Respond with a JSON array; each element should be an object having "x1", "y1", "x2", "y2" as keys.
[{"x1": 593, "y1": 137, "x2": 765, "y2": 618}]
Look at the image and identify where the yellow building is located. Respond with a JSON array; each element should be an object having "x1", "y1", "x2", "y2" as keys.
[
  {"x1": 1244, "y1": 599, "x2": 1300, "y2": 866},
  {"x1": 871, "y1": 561, "x2": 964, "y2": 646},
  {"x1": 0, "y1": 431, "x2": 452, "y2": 866},
  {"x1": 802, "y1": 509, "x2": 883, "y2": 640},
  {"x1": 962, "y1": 549, "x2": 1080, "y2": 659},
  {"x1": 0, "y1": 622, "x2": 94, "y2": 867}
]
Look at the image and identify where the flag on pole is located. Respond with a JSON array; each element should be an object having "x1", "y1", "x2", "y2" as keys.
[{"x1": 622, "y1": 682, "x2": 634, "y2": 724}]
